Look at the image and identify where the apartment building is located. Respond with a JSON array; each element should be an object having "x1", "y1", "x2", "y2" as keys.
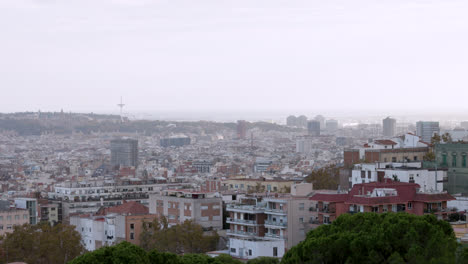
[
  {"x1": 310, "y1": 180, "x2": 455, "y2": 226},
  {"x1": 48, "y1": 178, "x2": 167, "y2": 221},
  {"x1": 0, "y1": 208, "x2": 29, "y2": 236},
  {"x1": 149, "y1": 189, "x2": 222, "y2": 229},
  {"x1": 222, "y1": 177, "x2": 298, "y2": 193},
  {"x1": 351, "y1": 162, "x2": 446, "y2": 191},
  {"x1": 70, "y1": 201, "x2": 156, "y2": 251},
  {"x1": 226, "y1": 183, "x2": 314, "y2": 260}
]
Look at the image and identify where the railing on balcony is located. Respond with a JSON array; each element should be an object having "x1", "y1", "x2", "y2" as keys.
[
  {"x1": 309, "y1": 207, "x2": 318, "y2": 212},
  {"x1": 227, "y1": 229, "x2": 259, "y2": 237},
  {"x1": 320, "y1": 207, "x2": 336, "y2": 213},
  {"x1": 264, "y1": 208, "x2": 287, "y2": 214},
  {"x1": 226, "y1": 217, "x2": 258, "y2": 225},
  {"x1": 226, "y1": 204, "x2": 264, "y2": 212},
  {"x1": 265, "y1": 220, "x2": 287, "y2": 227},
  {"x1": 265, "y1": 233, "x2": 284, "y2": 239}
]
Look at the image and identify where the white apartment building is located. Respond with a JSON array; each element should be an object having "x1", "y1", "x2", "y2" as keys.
[{"x1": 351, "y1": 163, "x2": 445, "y2": 191}]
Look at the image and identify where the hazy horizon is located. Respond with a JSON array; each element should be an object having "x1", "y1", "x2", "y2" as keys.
[{"x1": 1, "y1": 0, "x2": 467, "y2": 114}]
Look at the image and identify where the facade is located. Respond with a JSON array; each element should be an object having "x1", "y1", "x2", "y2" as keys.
[
  {"x1": 310, "y1": 180, "x2": 455, "y2": 225},
  {"x1": 149, "y1": 190, "x2": 223, "y2": 230},
  {"x1": 382, "y1": 117, "x2": 396, "y2": 138},
  {"x1": 71, "y1": 201, "x2": 156, "y2": 251},
  {"x1": 416, "y1": 121, "x2": 440, "y2": 143},
  {"x1": 351, "y1": 163, "x2": 446, "y2": 191},
  {"x1": 307, "y1": 120, "x2": 320, "y2": 136},
  {"x1": 48, "y1": 179, "x2": 165, "y2": 222},
  {"x1": 160, "y1": 136, "x2": 191, "y2": 147},
  {"x1": 226, "y1": 183, "x2": 314, "y2": 260},
  {"x1": 237, "y1": 120, "x2": 248, "y2": 140},
  {"x1": 0, "y1": 208, "x2": 29, "y2": 236},
  {"x1": 39, "y1": 200, "x2": 61, "y2": 226},
  {"x1": 221, "y1": 177, "x2": 298, "y2": 193},
  {"x1": 14, "y1": 198, "x2": 38, "y2": 225},
  {"x1": 433, "y1": 142, "x2": 468, "y2": 194},
  {"x1": 110, "y1": 138, "x2": 138, "y2": 168}
]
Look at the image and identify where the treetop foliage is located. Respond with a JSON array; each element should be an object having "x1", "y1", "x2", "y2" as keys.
[{"x1": 281, "y1": 212, "x2": 460, "y2": 264}]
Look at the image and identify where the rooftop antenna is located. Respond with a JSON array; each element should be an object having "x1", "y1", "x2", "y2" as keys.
[{"x1": 117, "y1": 97, "x2": 125, "y2": 122}]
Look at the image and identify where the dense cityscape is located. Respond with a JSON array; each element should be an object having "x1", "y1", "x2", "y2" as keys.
[{"x1": 1, "y1": 112, "x2": 468, "y2": 263}]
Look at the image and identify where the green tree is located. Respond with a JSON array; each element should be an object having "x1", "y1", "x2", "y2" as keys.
[
  {"x1": 0, "y1": 223, "x2": 84, "y2": 264},
  {"x1": 68, "y1": 242, "x2": 150, "y2": 264},
  {"x1": 442, "y1": 132, "x2": 453, "y2": 143},
  {"x1": 431, "y1": 133, "x2": 441, "y2": 144},
  {"x1": 281, "y1": 213, "x2": 458, "y2": 264},
  {"x1": 140, "y1": 217, "x2": 219, "y2": 254},
  {"x1": 305, "y1": 165, "x2": 339, "y2": 190},
  {"x1": 423, "y1": 151, "x2": 436, "y2": 161},
  {"x1": 247, "y1": 256, "x2": 280, "y2": 264}
]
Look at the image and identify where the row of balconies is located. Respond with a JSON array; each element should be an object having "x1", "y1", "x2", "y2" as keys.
[
  {"x1": 265, "y1": 220, "x2": 287, "y2": 227},
  {"x1": 226, "y1": 217, "x2": 258, "y2": 225}
]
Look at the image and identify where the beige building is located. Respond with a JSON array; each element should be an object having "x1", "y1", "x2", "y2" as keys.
[
  {"x1": 222, "y1": 177, "x2": 299, "y2": 193},
  {"x1": 0, "y1": 208, "x2": 29, "y2": 236},
  {"x1": 149, "y1": 189, "x2": 223, "y2": 230}
]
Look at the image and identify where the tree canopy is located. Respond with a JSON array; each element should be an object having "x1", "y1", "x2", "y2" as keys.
[
  {"x1": 0, "y1": 223, "x2": 84, "y2": 264},
  {"x1": 68, "y1": 242, "x2": 242, "y2": 264},
  {"x1": 305, "y1": 164, "x2": 339, "y2": 190},
  {"x1": 140, "y1": 216, "x2": 219, "y2": 254},
  {"x1": 281, "y1": 213, "x2": 459, "y2": 264}
]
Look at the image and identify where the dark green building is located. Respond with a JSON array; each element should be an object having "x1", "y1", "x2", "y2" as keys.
[{"x1": 434, "y1": 142, "x2": 468, "y2": 194}]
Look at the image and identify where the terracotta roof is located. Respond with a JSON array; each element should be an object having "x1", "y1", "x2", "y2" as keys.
[
  {"x1": 96, "y1": 201, "x2": 149, "y2": 216},
  {"x1": 374, "y1": 140, "x2": 397, "y2": 145},
  {"x1": 310, "y1": 180, "x2": 454, "y2": 205}
]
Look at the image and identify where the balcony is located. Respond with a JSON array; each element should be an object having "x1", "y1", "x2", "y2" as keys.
[
  {"x1": 227, "y1": 229, "x2": 259, "y2": 238},
  {"x1": 264, "y1": 208, "x2": 287, "y2": 215},
  {"x1": 309, "y1": 207, "x2": 318, "y2": 212},
  {"x1": 226, "y1": 204, "x2": 264, "y2": 213},
  {"x1": 319, "y1": 207, "x2": 336, "y2": 214},
  {"x1": 264, "y1": 233, "x2": 285, "y2": 240},
  {"x1": 226, "y1": 217, "x2": 259, "y2": 226},
  {"x1": 264, "y1": 220, "x2": 287, "y2": 228}
]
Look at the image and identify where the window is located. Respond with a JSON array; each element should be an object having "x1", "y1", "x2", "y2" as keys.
[
  {"x1": 463, "y1": 155, "x2": 467, "y2": 168},
  {"x1": 7, "y1": 216, "x2": 11, "y2": 221},
  {"x1": 130, "y1": 223, "x2": 135, "y2": 230},
  {"x1": 372, "y1": 206, "x2": 378, "y2": 212},
  {"x1": 367, "y1": 171, "x2": 371, "y2": 179},
  {"x1": 249, "y1": 249, "x2": 252, "y2": 256},
  {"x1": 299, "y1": 203, "x2": 304, "y2": 211},
  {"x1": 273, "y1": 247, "x2": 278, "y2": 257},
  {"x1": 408, "y1": 202, "x2": 412, "y2": 209},
  {"x1": 442, "y1": 154, "x2": 447, "y2": 165},
  {"x1": 200, "y1": 206, "x2": 208, "y2": 210},
  {"x1": 15, "y1": 215, "x2": 19, "y2": 220},
  {"x1": 0, "y1": 216, "x2": 3, "y2": 221},
  {"x1": 273, "y1": 187, "x2": 278, "y2": 191},
  {"x1": 130, "y1": 232, "x2": 134, "y2": 240},
  {"x1": 361, "y1": 171, "x2": 365, "y2": 178},
  {"x1": 414, "y1": 156, "x2": 418, "y2": 161},
  {"x1": 267, "y1": 185, "x2": 271, "y2": 191},
  {"x1": 231, "y1": 248, "x2": 236, "y2": 253},
  {"x1": 299, "y1": 217, "x2": 304, "y2": 223},
  {"x1": 213, "y1": 205, "x2": 220, "y2": 210},
  {"x1": 240, "y1": 184, "x2": 244, "y2": 189},
  {"x1": 0, "y1": 225, "x2": 2, "y2": 230},
  {"x1": 392, "y1": 157, "x2": 397, "y2": 162},
  {"x1": 452, "y1": 155, "x2": 457, "y2": 167}
]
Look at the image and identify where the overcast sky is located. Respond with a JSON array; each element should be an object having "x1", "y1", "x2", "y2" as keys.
[{"x1": 1, "y1": 0, "x2": 467, "y2": 116}]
